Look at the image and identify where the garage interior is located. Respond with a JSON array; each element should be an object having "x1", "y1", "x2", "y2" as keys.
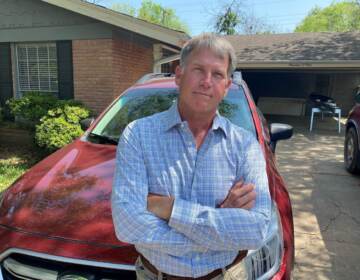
[
  {"x1": 243, "y1": 70, "x2": 360, "y2": 116},
  {"x1": 227, "y1": 32, "x2": 360, "y2": 118}
]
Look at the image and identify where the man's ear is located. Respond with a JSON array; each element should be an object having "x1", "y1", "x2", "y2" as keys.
[{"x1": 175, "y1": 65, "x2": 182, "y2": 86}]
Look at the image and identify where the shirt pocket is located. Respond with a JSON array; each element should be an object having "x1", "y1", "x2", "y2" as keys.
[
  {"x1": 195, "y1": 170, "x2": 236, "y2": 208},
  {"x1": 213, "y1": 173, "x2": 236, "y2": 207},
  {"x1": 147, "y1": 165, "x2": 182, "y2": 196}
]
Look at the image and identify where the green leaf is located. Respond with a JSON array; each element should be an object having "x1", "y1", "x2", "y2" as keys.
[{"x1": 295, "y1": 2, "x2": 360, "y2": 32}]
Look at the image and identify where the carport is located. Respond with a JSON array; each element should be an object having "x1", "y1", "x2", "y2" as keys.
[{"x1": 226, "y1": 32, "x2": 360, "y2": 116}]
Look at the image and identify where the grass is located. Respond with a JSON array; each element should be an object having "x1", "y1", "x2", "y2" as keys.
[{"x1": 0, "y1": 145, "x2": 47, "y2": 192}]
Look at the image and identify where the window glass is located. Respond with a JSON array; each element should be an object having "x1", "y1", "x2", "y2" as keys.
[
  {"x1": 90, "y1": 87, "x2": 255, "y2": 144},
  {"x1": 16, "y1": 43, "x2": 58, "y2": 94}
]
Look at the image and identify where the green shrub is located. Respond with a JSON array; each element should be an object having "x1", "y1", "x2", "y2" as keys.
[
  {"x1": 35, "y1": 104, "x2": 90, "y2": 152},
  {"x1": 6, "y1": 92, "x2": 58, "y2": 124},
  {"x1": 6, "y1": 91, "x2": 91, "y2": 151},
  {"x1": 0, "y1": 107, "x2": 3, "y2": 123}
]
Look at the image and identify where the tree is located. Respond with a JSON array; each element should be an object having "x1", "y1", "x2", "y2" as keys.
[
  {"x1": 111, "y1": 0, "x2": 188, "y2": 33},
  {"x1": 138, "y1": 0, "x2": 188, "y2": 32},
  {"x1": 213, "y1": 1, "x2": 277, "y2": 35},
  {"x1": 295, "y1": 1, "x2": 360, "y2": 32},
  {"x1": 238, "y1": 11, "x2": 277, "y2": 34},
  {"x1": 215, "y1": 5, "x2": 240, "y2": 35},
  {"x1": 111, "y1": 3, "x2": 136, "y2": 16}
]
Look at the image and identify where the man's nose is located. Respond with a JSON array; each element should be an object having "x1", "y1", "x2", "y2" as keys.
[{"x1": 200, "y1": 72, "x2": 212, "y2": 87}]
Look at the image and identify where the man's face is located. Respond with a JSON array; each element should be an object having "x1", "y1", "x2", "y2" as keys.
[{"x1": 175, "y1": 48, "x2": 232, "y2": 117}]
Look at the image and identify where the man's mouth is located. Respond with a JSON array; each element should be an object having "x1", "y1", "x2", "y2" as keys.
[{"x1": 193, "y1": 91, "x2": 211, "y2": 98}]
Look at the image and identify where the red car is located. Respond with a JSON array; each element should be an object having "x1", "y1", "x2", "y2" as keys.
[
  {"x1": 0, "y1": 74, "x2": 294, "y2": 280},
  {"x1": 344, "y1": 86, "x2": 360, "y2": 174}
]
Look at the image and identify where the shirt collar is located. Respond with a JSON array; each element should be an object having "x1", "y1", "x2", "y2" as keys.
[
  {"x1": 163, "y1": 100, "x2": 183, "y2": 131},
  {"x1": 163, "y1": 101, "x2": 228, "y2": 138},
  {"x1": 212, "y1": 111, "x2": 228, "y2": 138}
]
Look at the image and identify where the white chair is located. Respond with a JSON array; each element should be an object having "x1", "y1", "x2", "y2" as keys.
[{"x1": 309, "y1": 107, "x2": 341, "y2": 133}]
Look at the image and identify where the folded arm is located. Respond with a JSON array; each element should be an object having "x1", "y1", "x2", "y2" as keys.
[
  {"x1": 111, "y1": 123, "x2": 208, "y2": 256},
  {"x1": 148, "y1": 137, "x2": 271, "y2": 251}
]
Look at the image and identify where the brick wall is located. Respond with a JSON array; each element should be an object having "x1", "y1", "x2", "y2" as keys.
[
  {"x1": 112, "y1": 35, "x2": 153, "y2": 98},
  {"x1": 73, "y1": 39, "x2": 114, "y2": 115},
  {"x1": 73, "y1": 36, "x2": 153, "y2": 115}
]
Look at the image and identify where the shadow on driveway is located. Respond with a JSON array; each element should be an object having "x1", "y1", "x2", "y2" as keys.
[{"x1": 267, "y1": 115, "x2": 360, "y2": 280}]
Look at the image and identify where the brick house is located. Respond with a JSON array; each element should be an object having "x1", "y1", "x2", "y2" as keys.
[{"x1": 0, "y1": 0, "x2": 189, "y2": 115}]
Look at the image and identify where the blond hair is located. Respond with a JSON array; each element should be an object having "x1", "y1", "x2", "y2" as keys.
[{"x1": 180, "y1": 33, "x2": 236, "y2": 77}]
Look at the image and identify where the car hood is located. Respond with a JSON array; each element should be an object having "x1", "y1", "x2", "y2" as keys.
[{"x1": 0, "y1": 140, "x2": 127, "y2": 247}]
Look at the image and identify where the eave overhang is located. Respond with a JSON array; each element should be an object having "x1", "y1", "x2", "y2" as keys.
[
  {"x1": 237, "y1": 60, "x2": 360, "y2": 70},
  {"x1": 41, "y1": 0, "x2": 190, "y2": 47}
]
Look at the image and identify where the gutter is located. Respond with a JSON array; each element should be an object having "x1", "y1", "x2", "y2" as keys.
[{"x1": 237, "y1": 60, "x2": 360, "y2": 70}]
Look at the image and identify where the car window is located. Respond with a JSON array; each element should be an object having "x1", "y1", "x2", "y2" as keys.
[{"x1": 89, "y1": 87, "x2": 255, "y2": 144}]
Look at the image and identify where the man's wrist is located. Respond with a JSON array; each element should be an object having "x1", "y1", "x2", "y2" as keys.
[
  {"x1": 147, "y1": 195, "x2": 174, "y2": 221},
  {"x1": 164, "y1": 196, "x2": 175, "y2": 221}
]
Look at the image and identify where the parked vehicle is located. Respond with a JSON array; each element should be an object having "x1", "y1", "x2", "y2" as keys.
[
  {"x1": 0, "y1": 74, "x2": 294, "y2": 280},
  {"x1": 344, "y1": 86, "x2": 360, "y2": 174}
]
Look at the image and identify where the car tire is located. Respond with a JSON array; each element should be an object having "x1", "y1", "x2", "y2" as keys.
[{"x1": 344, "y1": 127, "x2": 360, "y2": 174}]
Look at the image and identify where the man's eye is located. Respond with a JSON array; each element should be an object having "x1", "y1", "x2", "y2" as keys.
[{"x1": 214, "y1": 72, "x2": 224, "y2": 79}]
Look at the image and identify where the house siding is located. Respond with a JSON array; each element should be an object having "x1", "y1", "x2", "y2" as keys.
[
  {"x1": 112, "y1": 34, "x2": 153, "y2": 98},
  {"x1": 0, "y1": 0, "x2": 112, "y2": 43},
  {"x1": 73, "y1": 39, "x2": 114, "y2": 115},
  {"x1": 73, "y1": 37, "x2": 153, "y2": 115}
]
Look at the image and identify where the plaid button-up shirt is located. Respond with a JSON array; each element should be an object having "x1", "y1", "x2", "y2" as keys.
[{"x1": 112, "y1": 102, "x2": 271, "y2": 277}]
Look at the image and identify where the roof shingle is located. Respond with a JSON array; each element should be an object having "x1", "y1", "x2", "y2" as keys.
[{"x1": 226, "y1": 32, "x2": 360, "y2": 62}]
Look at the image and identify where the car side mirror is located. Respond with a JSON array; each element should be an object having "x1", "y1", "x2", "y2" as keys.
[
  {"x1": 269, "y1": 123, "x2": 293, "y2": 152},
  {"x1": 80, "y1": 117, "x2": 95, "y2": 131}
]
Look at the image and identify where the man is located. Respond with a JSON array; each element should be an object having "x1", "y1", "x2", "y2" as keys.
[{"x1": 112, "y1": 33, "x2": 271, "y2": 280}]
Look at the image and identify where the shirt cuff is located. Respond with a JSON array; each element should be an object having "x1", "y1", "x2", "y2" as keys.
[{"x1": 168, "y1": 198, "x2": 200, "y2": 235}]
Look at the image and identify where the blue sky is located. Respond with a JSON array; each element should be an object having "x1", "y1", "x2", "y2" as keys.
[{"x1": 100, "y1": 0, "x2": 340, "y2": 35}]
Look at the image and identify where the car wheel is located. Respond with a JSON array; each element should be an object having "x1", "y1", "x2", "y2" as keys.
[{"x1": 344, "y1": 127, "x2": 360, "y2": 174}]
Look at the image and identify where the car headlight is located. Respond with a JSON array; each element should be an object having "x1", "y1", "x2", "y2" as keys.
[{"x1": 239, "y1": 203, "x2": 284, "y2": 280}]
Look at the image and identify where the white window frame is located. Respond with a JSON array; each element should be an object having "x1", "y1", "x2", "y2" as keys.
[{"x1": 15, "y1": 42, "x2": 58, "y2": 95}]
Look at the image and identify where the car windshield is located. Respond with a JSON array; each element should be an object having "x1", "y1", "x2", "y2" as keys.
[{"x1": 88, "y1": 86, "x2": 256, "y2": 145}]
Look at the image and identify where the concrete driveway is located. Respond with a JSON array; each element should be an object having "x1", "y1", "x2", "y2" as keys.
[{"x1": 269, "y1": 115, "x2": 360, "y2": 280}]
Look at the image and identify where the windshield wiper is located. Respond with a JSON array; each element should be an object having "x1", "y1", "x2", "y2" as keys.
[{"x1": 88, "y1": 133, "x2": 118, "y2": 145}]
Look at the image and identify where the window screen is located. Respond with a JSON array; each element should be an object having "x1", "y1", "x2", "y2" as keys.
[{"x1": 16, "y1": 43, "x2": 58, "y2": 93}]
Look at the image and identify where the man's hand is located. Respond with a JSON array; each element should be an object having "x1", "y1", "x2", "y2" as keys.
[
  {"x1": 147, "y1": 180, "x2": 255, "y2": 220},
  {"x1": 219, "y1": 180, "x2": 256, "y2": 209},
  {"x1": 147, "y1": 194, "x2": 174, "y2": 221}
]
